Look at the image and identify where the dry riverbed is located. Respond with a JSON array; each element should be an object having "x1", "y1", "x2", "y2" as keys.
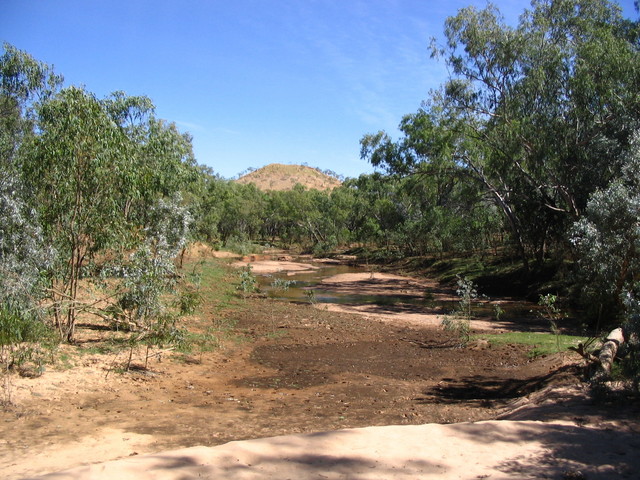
[{"x1": 2, "y1": 251, "x2": 639, "y2": 479}]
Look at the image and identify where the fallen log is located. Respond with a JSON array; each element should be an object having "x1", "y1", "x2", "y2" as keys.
[{"x1": 597, "y1": 327, "x2": 625, "y2": 377}]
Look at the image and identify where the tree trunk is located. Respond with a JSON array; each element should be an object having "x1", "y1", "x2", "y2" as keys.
[{"x1": 597, "y1": 327, "x2": 625, "y2": 377}]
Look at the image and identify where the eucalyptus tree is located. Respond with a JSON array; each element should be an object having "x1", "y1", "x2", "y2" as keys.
[
  {"x1": 262, "y1": 189, "x2": 303, "y2": 247},
  {"x1": 572, "y1": 133, "x2": 640, "y2": 320},
  {"x1": 0, "y1": 44, "x2": 62, "y2": 350},
  {"x1": 326, "y1": 185, "x2": 358, "y2": 248},
  {"x1": 260, "y1": 185, "x2": 327, "y2": 251},
  {"x1": 21, "y1": 87, "x2": 130, "y2": 340},
  {"x1": 217, "y1": 182, "x2": 267, "y2": 246},
  {"x1": 103, "y1": 90, "x2": 197, "y2": 225},
  {"x1": 572, "y1": 134, "x2": 640, "y2": 382},
  {"x1": 0, "y1": 43, "x2": 62, "y2": 169},
  {"x1": 342, "y1": 173, "x2": 407, "y2": 252},
  {"x1": 22, "y1": 85, "x2": 195, "y2": 341},
  {"x1": 362, "y1": 0, "x2": 640, "y2": 268},
  {"x1": 183, "y1": 164, "x2": 223, "y2": 244},
  {"x1": 302, "y1": 187, "x2": 345, "y2": 255}
]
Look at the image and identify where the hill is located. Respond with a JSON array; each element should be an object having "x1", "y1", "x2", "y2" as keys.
[{"x1": 235, "y1": 163, "x2": 342, "y2": 191}]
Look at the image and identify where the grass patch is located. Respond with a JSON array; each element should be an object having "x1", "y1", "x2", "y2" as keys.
[
  {"x1": 75, "y1": 341, "x2": 125, "y2": 356},
  {"x1": 176, "y1": 328, "x2": 220, "y2": 357},
  {"x1": 474, "y1": 331, "x2": 594, "y2": 358},
  {"x1": 174, "y1": 257, "x2": 255, "y2": 349},
  {"x1": 191, "y1": 258, "x2": 247, "y2": 313}
]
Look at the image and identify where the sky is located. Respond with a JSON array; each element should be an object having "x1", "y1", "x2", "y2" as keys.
[{"x1": 3, "y1": 0, "x2": 638, "y2": 179}]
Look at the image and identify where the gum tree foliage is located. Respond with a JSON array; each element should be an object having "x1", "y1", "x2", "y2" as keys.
[
  {"x1": 1, "y1": 45, "x2": 195, "y2": 347},
  {"x1": 572, "y1": 134, "x2": 640, "y2": 383},
  {"x1": 345, "y1": 173, "x2": 405, "y2": 251},
  {"x1": 22, "y1": 86, "x2": 134, "y2": 341},
  {"x1": 339, "y1": 170, "x2": 501, "y2": 257},
  {"x1": 361, "y1": 0, "x2": 640, "y2": 268},
  {"x1": 21, "y1": 83, "x2": 195, "y2": 342},
  {"x1": 0, "y1": 43, "x2": 62, "y2": 169},
  {"x1": 572, "y1": 134, "x2": 640, "y2": 329},
  {"x1": 1, "y1": 44, "x2": 60, "y2": 305},
  {"x1": 108, "y1": 194, "x2": 192, "y2": 341},
  {"x1": 262, "y1": 185, "x2": 335, "y2": 253},
  {"x1": 0, "y1": 175, "x2": 52, "y2": 308},
  {"x1": 182, "y1": 164, "x2": 222, "y2": 245},
  {"x1": 0, "y1": 44, "x2": 62, "y2": 353},
  {"x1": 0, "y1": 173, "x2": 57, "y2": 369},
  {"x1": 217, "y1": 182, "x2": 267, "y2": 245}
]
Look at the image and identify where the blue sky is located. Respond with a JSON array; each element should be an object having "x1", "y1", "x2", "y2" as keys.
[{"x1": 3, "y1": 1, "x2": 638, "y2": 179}]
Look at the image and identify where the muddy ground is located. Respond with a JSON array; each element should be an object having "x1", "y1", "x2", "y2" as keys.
[{"x1": 1, "y1": 254, "x2": 637, "y2": 479}]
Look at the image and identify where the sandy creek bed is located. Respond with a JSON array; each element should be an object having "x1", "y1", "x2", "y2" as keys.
[{"x1": 3, "y1": 255, "x2": 639, "y2": 479}]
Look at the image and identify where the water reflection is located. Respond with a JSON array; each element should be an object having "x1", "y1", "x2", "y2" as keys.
[
  {"x1": 258, "y1": 263, "x2": 368, "y2": 304},
  {"x1": 256, "y1": 260, "x2": 547, "y2": 329}
]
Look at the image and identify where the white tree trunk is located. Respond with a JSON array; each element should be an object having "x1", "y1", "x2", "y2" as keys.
[{"x1": 598, "y1": 327, "x2": 625, "y2": 376}]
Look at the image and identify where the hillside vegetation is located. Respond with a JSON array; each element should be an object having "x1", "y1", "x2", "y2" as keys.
[{"x1": 235, "y1": 163, "x2": 342, "y2": 191}]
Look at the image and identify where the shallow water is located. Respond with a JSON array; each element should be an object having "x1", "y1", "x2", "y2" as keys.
[
  {"x1": 256, "y1": 261, "x2": 545, "y2": 324},
  {"x1": 257, "y1": 263, "x2": 370, "y2": 304}
]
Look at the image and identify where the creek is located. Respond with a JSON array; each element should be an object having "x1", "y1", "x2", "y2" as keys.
[
  {"x1": 257, "y1": 262, "x2": 373, "y2": 304},
  {"x1": 255, "y1": 261, "x2": 538, "y2": 324}
]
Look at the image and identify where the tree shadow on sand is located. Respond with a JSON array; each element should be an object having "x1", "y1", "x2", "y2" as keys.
[{"x1": 417, "y1": 365, "x2": 582, "y2": 407}]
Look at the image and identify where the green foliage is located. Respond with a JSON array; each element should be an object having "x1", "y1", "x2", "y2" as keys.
[
  {"x1": 455, "y1": 275, "x2": 479, "y2": 321},
  {"x1": 3, "y1": 0, "x2": 640, "y2": 370},
  {"x1": 440, "y1": 315, "x2": 470, "y2": 345},
  {"x1": 0, "y1": 173, "x2": 51, "y2": 310},
  {"x1": 361, "y1": 0, "x2": 640, "y2": 268},
  {"x1": 305, "y1": 289, "x2": 317, "y2": 304},
  {"x1": 175, "y1": 287, "x2": 203, "y2": 316},
  {"x1": 1, "y1": 44, "x2": 59, "y2": 315},
  {"x1": 441, "y1": 276, "x2": 479, "y2": 345},
  {"x1": 0, "y1": 302, "x2": 57, "y2": 373},
  {"x1": 572, "y1": 135, "x2": 640, "y2": 323},
  {"x1": 15, "y1": 82, "x2": 194, "y2": 342},
  {"x1": 21, "y1": 86, "x2": 133, "y2": 340},
  {"x1": 218, "y1": 183, "x2": 267, "y2": 244},
  {"x1": 571, "y1": 135, "x2": 640, "y2": 383},
  {"x1": 101, "y1": 195, "x2": 192, "y2": 366},
  {"x1": 0, "y1": 44, "x2": 204, "y2": 363},
  {"x1": 224, "y1": 236, "x2": 263, "y2": 256},
  {"x1": 270, "y1": 277, "x2": 295, "y2": 292},
  {"x1": 0, "y1": 43, "x2": 63, "y2": 167},
  {"x1": 537, "y1": 294, "x2": 568, "y2": 353},
  {"x1": 236, "y1": 265, "x2": 259, "y2": 295}
]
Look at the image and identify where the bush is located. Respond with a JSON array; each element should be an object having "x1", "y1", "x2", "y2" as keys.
[
  {"x1": 224, "y1": 236, "x2": 262, "y2": 256},
  {"x1": 440, "y1": 276, "x2": 480, "y2": 345},
  {"x1": 571, "y1": 133, "x2": 640, "y2": 385},
  {"x1": 0, "y1": 302, "x2": 57, "y2": 374},
  {"x1": 236, "y1": 265, "x2": 259, "y2": 295}
]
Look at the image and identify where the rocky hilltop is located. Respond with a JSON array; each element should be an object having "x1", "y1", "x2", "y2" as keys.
[{"x1": 235, "y1": 163, "x2": 342, "y2": 191}]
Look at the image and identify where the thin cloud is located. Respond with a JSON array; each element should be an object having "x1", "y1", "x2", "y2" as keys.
[
  {"x1": 175, "y1": 120, "x2": 206, "y2": 132},
  {"x1": 298, "y1": 1, "x2": 437, "y2": 132},
  {"x1": 213, "y1": 127, "x2": 242, "y2": 136}
]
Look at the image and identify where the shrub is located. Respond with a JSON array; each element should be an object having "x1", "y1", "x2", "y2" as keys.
[
  {"x1": 0, "y1": 302, "x2": 57, "y2": 374},
  {"x1": 237, "y1": 265, "x2": 258, "y2": 295},
  {"x1": 440, "y1": 276, "x2": 480, "y2": 345}
]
